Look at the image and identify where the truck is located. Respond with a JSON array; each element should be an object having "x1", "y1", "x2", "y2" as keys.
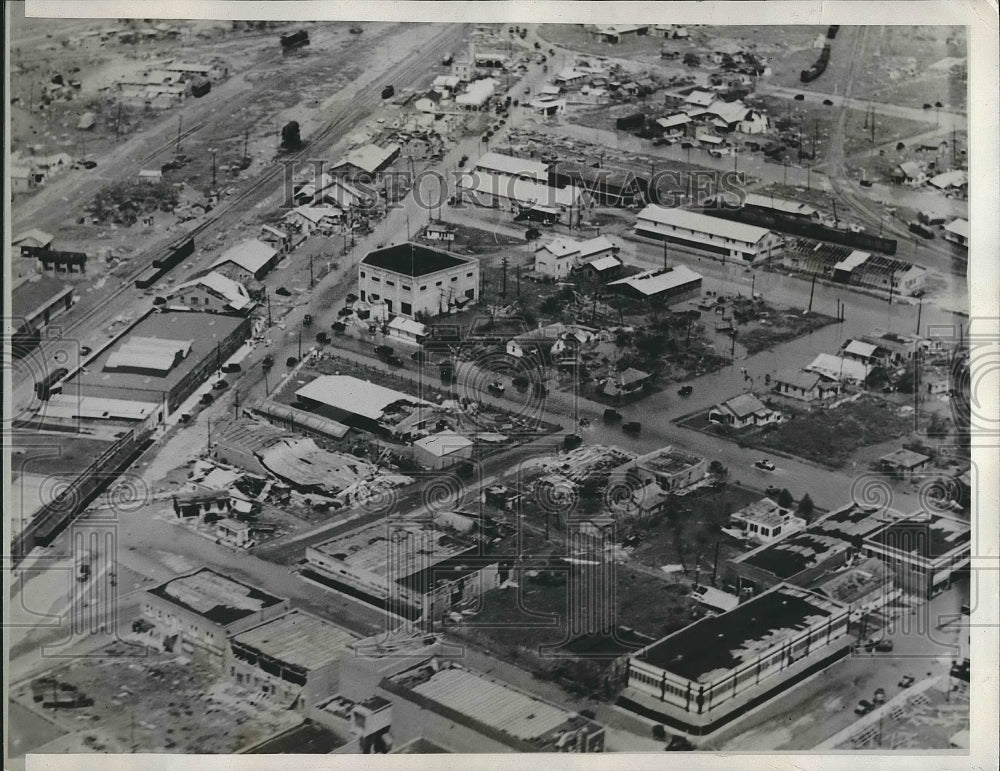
[
  {"x1": 381, "y1": 85, "x2": 395, "y2": 100},
  {"x1": 374, "y1": 344, "x2": 395, "y2": 358},
  {"x1": 191, "y1": 78, "x2": 211, "y2": 98}
]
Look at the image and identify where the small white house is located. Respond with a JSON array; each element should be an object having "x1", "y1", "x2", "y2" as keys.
[
  {"x1": 387, "y1": 316, "x2": 428, "y2": 345},
  {"x1": 413, "y1": 431, "x2": 473, "y2": 470},
  {"x1": 138, "y1": 169, "x2": 163, "y2": 183}
]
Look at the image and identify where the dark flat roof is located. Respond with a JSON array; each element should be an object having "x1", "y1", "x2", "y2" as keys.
[
  {"x1": 738, "y1": 504, "x2": 893, "y2": 579},
  {"x1": 148, "y1": 567, "x2": 284, "y2": 626},
  {"x1": 70, "y1": 310, "x2": 246, "y2": 394},
  {"x1": 361, "y1": 243, "x2": 471, "y2": 277},
  {"x1": 394, "y1": 548, "x2": 496, "y2": 595},
  {"x1": 639, "y1": 586, "x2": 838, "y2": 681},
  {"x1": 867, "y1": 514, "x2": 970, "y2": 560},
  {"x1": 12, "y1": 276, "x2": 72, "y2": 320}
]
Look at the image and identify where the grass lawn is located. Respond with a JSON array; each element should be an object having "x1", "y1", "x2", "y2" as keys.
[
  {"x1": 754, "y1": 394, "x2": 912, "y2": 468},
  {"x1": 736, "y1": 309, "x2": 838, "y2": 355},
  {"x1": 625, "y1": 484, "x2": 762, "y2": 572}
]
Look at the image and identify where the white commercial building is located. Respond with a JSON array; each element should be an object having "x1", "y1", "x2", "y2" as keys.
[
  {"x1": 635, "y1": 205, "x2": 782, "y2": 264},
  {"x1": 358, "y1": 243, "x2": 479, "y2": 319},
  {"x1": 413, "y1": 431, "x2": 474, "y2": 470}
]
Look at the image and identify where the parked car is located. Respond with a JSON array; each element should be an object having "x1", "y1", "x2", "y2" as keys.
[
  {"x1": 874, "y1": 639, "x2": 894, "y2": 652},
  {"x1": 603, "y1": 408, "x2": 623, "y2": 422},
  {"x1": 80, "y1": 346, "x2": 92, "y2": 356},
  {"x1": 665, "y1": 735, "x2": 695, "y2": 751},
  {"x1": 303, "y1": 314, "x2": 313, "y2": 326},
  {"x1": 213, "y1": 379, "x2": 229, "y2": 391},
  {"x1": 873, "y1": 687, "x2": 886, "y2": 705},
  {"x1": 374, "y1": 345, "x2": 395, "y2": 358},
  {"x1": 754, "y1": 459, "x2": 776, "y2": 472},
  {"x1": 275, "y1": 287, "x2": 291, "y2": 297},
  {"x1": 564, "y1": 434, "x2": 583, "y2": 451},
  {"x1": 338, "y1": 307, "x2": 354, "y2": 317},
  {"x1": 345, "y1": 293, "x2": 358, "y2": 303},
  {"x1": 765, "y1": 484, "x2": 780, "y2": 496},
  {"x1": 178, "y1": 413, "x2": 192, "y2": 424},
  {"x1": 854, "y1": 699, "x2": 875, "y2": 716},
  {"x1": 898, "y1": 674, "x2": 915, "y2": 688},
  {"x1": 316, "y1": 332, "x2": 331, "y2": 344},
  {"x1": 262, "y1": 354, "x2": 274, "y2": 368},
  {"x1": 525, "y1": 228, "x2": 542, "y2": 240},
  {"x1": 678, "y1": 385, "x2": 694, "y2": 396},
  {"x1": 386, "y1": 355, "x2": 404, "y2": 367},
  {"x1": 823, "y1": 98, "x2": 834, "y2": 105},
  {"x1": 623, "y1": 421, "x2": 642, "y2": 434},
  {"x1": 199, "y1": 392, "x2": 214, "y2": 405},
  {"x1": 381, "y1": 85, "x2": 395, "y2": 99},
  {"x1": 794, "y1": 93, "x2": 805, "y2": 101}
]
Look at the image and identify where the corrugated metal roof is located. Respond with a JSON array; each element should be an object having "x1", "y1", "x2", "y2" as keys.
[
  {"x1": 636, "y1": 205, "x2": 772, "y2": 245},
  {"x1": 106, "y1": 336, "x2": 192, "y2": 373},
  {"x1": 232, "y1": 610, "x2": 355, "y2": 671},
  {"x1": 607, "y1": 265, "x2": 702, "y2": 296},
  {"x1": 212, "y1": 239, "x2": 277, "y2": 274},
  {"x1": 172, "y1": 271, "x2": 251, "y2": 310},
  {"x1": 833, "y1": 250, "x2": 871, "y2": 273},
  {"x1": 411, "y1": 667, "x2": 574, "y2": 740},
  {"x1": 414, "y1": 431, "x2": 473, "y2": 458},
  {"x1": 295, "y1": 375, "x2": 431, "y2": 421},
  {"x1": 259, "y1": 437, "x2": 375, "y2": 490},
  {"x1": 475, "y1": 151, "x2": 548, "y2": 182},
  {"x1": 44, "y1": 395, "x2": 156, "y2": 421}
]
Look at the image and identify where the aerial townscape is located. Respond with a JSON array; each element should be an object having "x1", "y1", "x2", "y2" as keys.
[{"x1": 7, "y1": 9, "x2": 986, "y2": 763}]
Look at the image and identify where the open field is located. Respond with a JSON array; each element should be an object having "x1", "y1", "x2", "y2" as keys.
[
  {"x1": 10, "y1": 642, "x2": 301, "y2": 753},
  {"x1": 686, "y1": 393, "x2": 916, "y2": 469}
]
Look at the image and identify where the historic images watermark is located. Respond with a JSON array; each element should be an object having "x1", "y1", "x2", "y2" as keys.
[{"x1": 279, "y1": 157, "x2": 747, "y2": 214}]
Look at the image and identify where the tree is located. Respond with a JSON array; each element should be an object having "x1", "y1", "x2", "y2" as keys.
[
  {"x1": 280, "y1": 121, "x2": 302, "y2": 151},
  {"x1": 683, "y1": 53, "x2": 700, "y2": 67},
  {"x1": 777, "y1": 488, "x2": 794, "y2": 508},
  {"x1": 797, "y1": 493, "x2": 815, "y2": 522},
  {"x1": 652, "y1": 724, "x2": 667, "y2": 741}
]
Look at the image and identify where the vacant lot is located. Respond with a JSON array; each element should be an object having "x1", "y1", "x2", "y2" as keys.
[
  {"x1": 10, "y1": 642, "x2": 301, "y2": 753},
  {"x1": 755, "y1": 394, "x2": 913, "y2": 468}
]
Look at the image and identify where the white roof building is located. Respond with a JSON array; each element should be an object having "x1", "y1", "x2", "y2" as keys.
[
  {"x1": 106, "y1": 336, "x2": 192, "y2": 373},
  {"x1": 413, "y1": 431, "x2": 473, "y2": 458},
  {"x1": 456, "y1": 78, "x2": 498, "y2": 108},
  {"x1": 683, "y1": 89, "x2": 715, "y2": 108},
  {"x1": 387, "y1": 316, "x2": 429, "y2": 339},
  {"x1": 211, "y1": 239, "x2": 278, "y2": 277},
  {"x1": 742, "y1": 193, "x2": 818, "y2": 219},
  {"x1": 458, "y1": 172, "x2": 585, "y2": 210},
  {"x1": 636, "y1": 205, "x2": 773, "y2": 246},
  {"x1": 474, "y1": 152, "x2": 548, "y2": 183},
  {"x1": 170, "y1": 271, "x2": 252, "y2": 312},
  {"x1": 607, "y1": 265, "x2": 703, "y2": 297},
  {"x1": 295, "y1": 375, "x2": 431, "y2": 421},
  {"x1": 805, "y1": 353, "x2": 871, "y2": 384},
  {"x1": 333, "y1": 143, "x2": 401, "y2": 176}
]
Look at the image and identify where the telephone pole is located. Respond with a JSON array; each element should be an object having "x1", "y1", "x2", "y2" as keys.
[
  {"x1": 267, "y1": 292, "x2": 272, "y2": 326},
  {"x1": 309, "y1": 253, "x2": 314, "y2": 287},
  {"x1": 915, "y1": 297, "x2": 923, "y2": 336},
  {"x1": 500, "y1": 255, "x2": 508, "y2": 299},
  {"x1": 808, "y1": 274, "x2": 816, "y2": 312},
  {"x1": 298, "y1": 329, "x2": 302, "y2": 360},
  {"x1": 176, "y1": 115, "x2": 183, "y2": 154}
]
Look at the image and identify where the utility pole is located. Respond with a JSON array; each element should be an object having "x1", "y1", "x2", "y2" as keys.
[
  {"x1": 264, "y1": 368, "x2": 270, "y2": 396},
  {"x1": 211, "y1": 148, "x2": 217, "y2": 188},
  {"x1": 309, "y1": 253, "x2": 314, "y2": 287},
  {"x1": 176, "y1": 115, "x2": 183, "y2": 154},
  {"x1": 915, "y1": 297, "x2": 923, "y2": 336},
  {"x1": 808, "y1": 274, "x2": 816, "y2": 313},
  {"x1": 500, "y1": 255, "x2": 508, "y2": 299},
  {"x1": 243, "y1": 128, "x2": 249, "y2": 166},
  {"x1": 298, "y1": 329, "x2": 302, "y2": 360},
  {"x1": 662, "y1": 239, "x2": 667, "y2": 270},
  {"x1": 516, "y1": 264, "x2": 521, "y2": 297},
  {"x1": 234, "y1": 388, "x2": 240, "y2": 418},
  {"x1": 266, "y1": 292, "x2": 272, "y2": 326}
]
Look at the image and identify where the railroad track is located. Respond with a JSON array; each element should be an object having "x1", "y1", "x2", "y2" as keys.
[{"x1": 40, "y1": 24, "x2": 469, "y2": 344}]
